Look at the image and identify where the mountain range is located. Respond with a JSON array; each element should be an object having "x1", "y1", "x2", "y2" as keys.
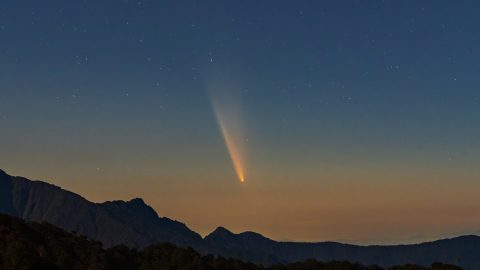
[{"x1": 1, "y1": 169, "x2": 479, "y2": 269}]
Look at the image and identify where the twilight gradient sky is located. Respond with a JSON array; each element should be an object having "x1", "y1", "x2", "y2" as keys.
[{"x1": 1, "y1": 1, "x2": 480, "y2": 244}]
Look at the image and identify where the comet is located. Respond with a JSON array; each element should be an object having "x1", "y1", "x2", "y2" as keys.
[
  {"x1": 208, "y1": 79, "x2": 247, "y2": 183},
  {"x1": 216, "y1": 113, "x2": 246, "y2": 183}
]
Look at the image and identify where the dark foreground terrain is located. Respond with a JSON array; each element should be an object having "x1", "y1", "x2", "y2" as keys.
[{"x1": 0, "y1": 214, "x2": 464, "y2": 270}]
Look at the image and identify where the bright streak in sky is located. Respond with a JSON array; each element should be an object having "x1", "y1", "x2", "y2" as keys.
[
  {"x1": 217, "y1": 114, "x2": 246, "y2": 182},
  {"x1": 208, "y1": 79, "x2": 247, "y2": 183}
]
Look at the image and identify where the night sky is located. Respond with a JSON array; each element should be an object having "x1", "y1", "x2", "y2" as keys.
[{"x1": 1, "y1": 1, "x2": 480, "y2": 244}]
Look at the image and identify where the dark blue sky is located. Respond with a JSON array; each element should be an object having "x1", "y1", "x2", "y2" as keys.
[{"x1": 1, "y1": 1, "x2": 480, "y2": 243}]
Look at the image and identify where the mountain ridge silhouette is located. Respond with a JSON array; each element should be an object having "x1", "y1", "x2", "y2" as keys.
[{"x1": 1, "y1": 169, "x2": 479, "y2": 269}]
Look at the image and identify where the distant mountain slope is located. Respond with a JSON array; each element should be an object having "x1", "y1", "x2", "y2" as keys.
[
  {"x1": 1, "y1": 169, "x2": 480, "y2": 269},
  {"x1": 205, "y1": 227, "x2": 480, "y2": 268},
  {"x1": 0, "y1": 169, "x2": 203, "y2": 249}
]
